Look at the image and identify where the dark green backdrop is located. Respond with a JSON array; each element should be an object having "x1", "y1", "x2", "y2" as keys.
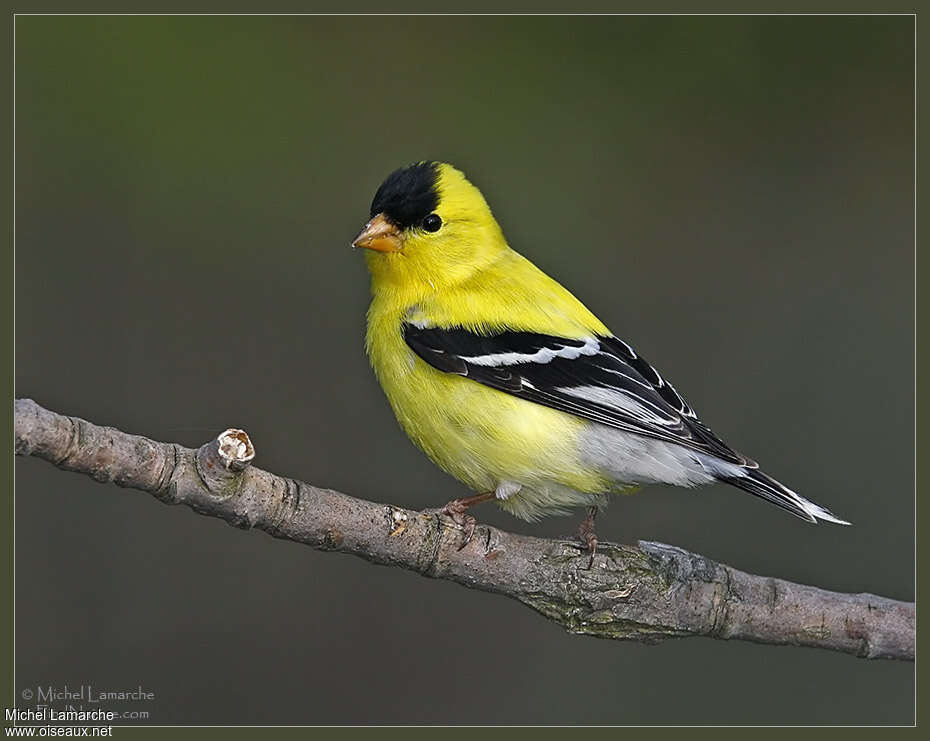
[{"x1": 14, "y1": 16, "x2": 914, "y2": 725}]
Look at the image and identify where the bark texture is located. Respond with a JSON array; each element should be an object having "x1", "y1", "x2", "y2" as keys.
[{"x1": 13, "y1": 398, "x2": 914, "y2": 661}]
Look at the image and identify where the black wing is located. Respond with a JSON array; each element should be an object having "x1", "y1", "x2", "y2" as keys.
[{"x1": 403, "y1": 324, "x2": 754, "y2": 467}]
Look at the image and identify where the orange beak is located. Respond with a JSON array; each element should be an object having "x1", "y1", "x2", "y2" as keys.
[{"x1": 352, "y1": 213, "x2": 403, "y2": 253}]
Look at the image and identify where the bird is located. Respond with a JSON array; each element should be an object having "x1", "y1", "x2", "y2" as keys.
[{"x1": 353, "y1": 161, "x2": 849, "y2": 559}]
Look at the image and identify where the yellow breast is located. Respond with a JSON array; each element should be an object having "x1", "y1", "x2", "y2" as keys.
[{"x1": 365, "y1": 288, "x2": 608, "y2": 498}]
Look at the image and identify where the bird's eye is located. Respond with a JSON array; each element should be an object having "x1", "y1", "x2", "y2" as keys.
[{"x1": 422, "y1": 214, "x2": 442, "y2": 232}]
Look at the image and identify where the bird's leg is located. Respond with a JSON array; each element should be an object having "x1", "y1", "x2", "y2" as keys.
[
  {"x1": 427, "y1": 491, "x2": 495, "y2": 549},
  {"x1": 576, "y1": 505, "x2": 599, "y2": 569}
]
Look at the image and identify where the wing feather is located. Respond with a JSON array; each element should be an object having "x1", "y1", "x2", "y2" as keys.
[{"x1": 403, "y1": 325, "x2": 754, "y2": 467}]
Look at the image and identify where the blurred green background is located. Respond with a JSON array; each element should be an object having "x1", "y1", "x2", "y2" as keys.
[{"x1": 14, "y1": 16, "x2": 913, "y2": 725}]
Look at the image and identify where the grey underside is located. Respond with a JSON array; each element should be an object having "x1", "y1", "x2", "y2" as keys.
[
  {"x1": 578, "y1": 423, "x2": 748, "y2": 487},
  {"x1": 496, "y1": 423, "x2": 848, "y2": 525},
  {"x1": 495, "y1": 424, "x2": 746, "y2": 522}
]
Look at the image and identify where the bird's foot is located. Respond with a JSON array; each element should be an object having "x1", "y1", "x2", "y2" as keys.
[
  {"x1": 576, "y1": 506, "x2": 599, "y2": 569},
  {"x1": 425, "y1": 492, "x2": 494, "y2": 550}
]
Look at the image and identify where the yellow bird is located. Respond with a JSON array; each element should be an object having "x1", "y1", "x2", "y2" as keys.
[{"x1": 353, "y1": 161, "x2": 848, "y2": 556}]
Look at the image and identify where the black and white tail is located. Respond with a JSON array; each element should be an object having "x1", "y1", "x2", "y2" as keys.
[{"x1": 720, "y1": 469, "x2": 851, "y2": 525}]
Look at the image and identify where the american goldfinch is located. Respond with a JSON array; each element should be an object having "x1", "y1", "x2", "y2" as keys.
[{"x1": 353, "y1": 161, "x2": 849, "y2": 555}]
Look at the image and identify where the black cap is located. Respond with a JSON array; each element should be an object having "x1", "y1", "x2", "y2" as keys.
[{"x1": 370, "y1": 161, "x2": 441, "y2": 229}]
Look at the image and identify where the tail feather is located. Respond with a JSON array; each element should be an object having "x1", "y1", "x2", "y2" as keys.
[{"x1": 721, "y1": 469, "x2": 851, "y2": 525}]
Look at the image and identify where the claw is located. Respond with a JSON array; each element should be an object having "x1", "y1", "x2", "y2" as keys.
[
  {"x1": 577, "y1": 506, "x2": 599, "y2": 569},
  {"x1": 425, "y1": 492, "x2": 494, "y2": 550},
  {"x1": 458, "y1": 514, "x2": 477, "y2": 550}
]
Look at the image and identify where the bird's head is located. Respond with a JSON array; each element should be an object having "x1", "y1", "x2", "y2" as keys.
[{"x1": 353, "y1": 161, "x2": 508, "y2": 294}]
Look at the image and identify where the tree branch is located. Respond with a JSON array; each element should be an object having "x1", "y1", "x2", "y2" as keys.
[{"x1": 13, "y1": 398, "x2": 914, "y2": 661}]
